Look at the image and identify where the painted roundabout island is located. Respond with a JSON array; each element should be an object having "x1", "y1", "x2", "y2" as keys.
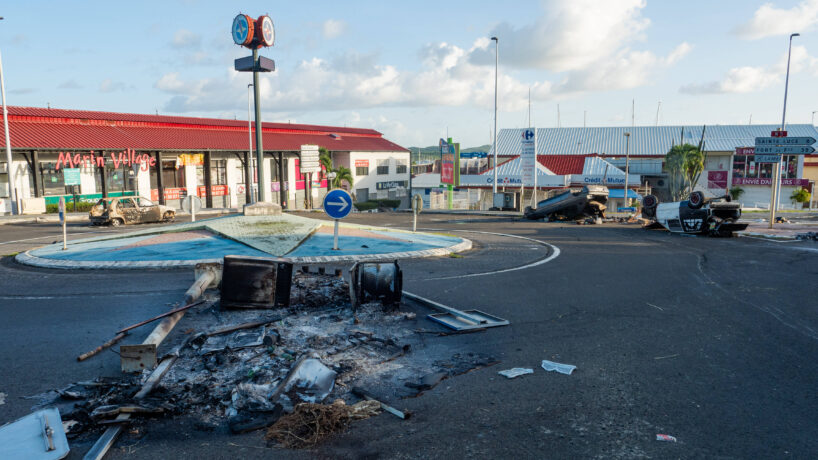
[{"x1": 15, "y1": 213, "x2": 472, "y2": 269}]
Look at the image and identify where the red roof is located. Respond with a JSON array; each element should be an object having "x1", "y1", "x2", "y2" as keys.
[
  {"x1": 537, "y1": 155, "x2": 591, "y2": 174},
  {"x1": 0, "y1": 106, "x2": 407, "y2": 152}
]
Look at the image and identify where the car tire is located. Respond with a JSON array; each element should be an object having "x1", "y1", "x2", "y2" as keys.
[
  {"x1": 688, "y1": 191, "x2": 705, "y2": 209},
  {"x1": 110, "y1": 218, "x2": 123, "y2": 227},
  {"x1": 163, "y1": 211, "x2": 175, "y2": 222}
]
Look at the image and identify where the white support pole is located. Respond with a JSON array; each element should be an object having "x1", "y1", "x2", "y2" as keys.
[
  {"x1": 333, "y1": 219, "x2": 339, "y2": 250},
  {"x1": 0, "y1": 49, "x2": 16, "y2": 215}
]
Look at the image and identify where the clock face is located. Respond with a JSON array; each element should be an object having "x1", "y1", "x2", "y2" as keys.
[
  {"x1": 232, "y1": 14, "x2": 251, "y2": 46},
  {"x1": 260, "y1": 16, "x2": 275, "y2": 47}
]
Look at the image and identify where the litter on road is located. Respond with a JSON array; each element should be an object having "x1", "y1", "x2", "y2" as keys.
[
  {"x1": 656, "y1": 434, "x2": 678, "y2": 442},
  {"x1": 498, "y1": 368, "x2": 534, "y2": 379},
  {"x1": 541, "y1": 359, "x2": 577, "y2": 375},
  {"x1": 0, "y1": 408, "x2": 70, "y2": 460}
]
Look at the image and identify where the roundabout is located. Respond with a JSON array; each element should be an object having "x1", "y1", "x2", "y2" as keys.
[{"x1": 15, "y1": 213, "x2": 472, "y2": 269}]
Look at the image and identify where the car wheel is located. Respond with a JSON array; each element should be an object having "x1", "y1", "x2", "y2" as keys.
[
  {"x1": 110, "y1": 219, "x2": 123, "y2": 227},
  {"x1": 688, "y1": 191, "x2": 705, "y2": 209},
  {"x1": 163, "y1": 211, "x2": 175, "y2": 222}
]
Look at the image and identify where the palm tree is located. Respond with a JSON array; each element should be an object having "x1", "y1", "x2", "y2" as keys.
[
  {"x1": 319, "y1": 147, "x2": 332, "y2": 193},
  {"x1": 332, "y1": 166, "x2": 354, "y2": 190}
]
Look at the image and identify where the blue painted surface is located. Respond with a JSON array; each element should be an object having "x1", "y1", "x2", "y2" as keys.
[
  {"x1": 31, "y1": 233, "x2": 269, "y2": 261},
  {"x1": 287, "y1": 231, "x2": 461, "y2": 257}
]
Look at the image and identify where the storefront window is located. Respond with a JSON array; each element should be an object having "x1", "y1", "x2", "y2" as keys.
[
  {"x1": 39, "y1": 162, "x2": 71, "y2": 196},
  {"x1": 104, "y1": 162, "x2": 136, "y2": 193},
  {"x1": 211, "y1": 160, "x2": 227, "y2": 185},
  {"x1": 161, "y1": 160, "x2": 185, "y2": 188},
  {"x1": 733, "y1": 154, "x2": 796, "y2": 179}
]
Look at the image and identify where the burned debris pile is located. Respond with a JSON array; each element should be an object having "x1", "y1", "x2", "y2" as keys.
[{"x1": 25, "y1": 259, "x2": 502, "y2": 455}]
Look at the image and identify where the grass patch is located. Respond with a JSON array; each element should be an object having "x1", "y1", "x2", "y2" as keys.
[{"x1": 448, "y1": 253, "x2": 463, "y2": 258}]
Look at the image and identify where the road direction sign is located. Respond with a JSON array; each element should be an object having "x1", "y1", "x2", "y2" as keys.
[
  {"x1": 323, "y1": 189, "x2": 352, "y2": 219},
  {"x1": 755, "y1": 136, "x2": 816, "y2": 146},
  {"x1": 300, "y1": 144, "x2": 321, "y2": 173},
  {"x1": 755, "y1": 154, "x2": 781, "y2": 163},
  {"x1": 754, "y1": 145, "x2": 815, "y2": 155}
]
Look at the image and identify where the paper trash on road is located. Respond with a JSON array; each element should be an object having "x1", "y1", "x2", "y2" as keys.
[
  {"x1": 656, "y1": 434, "x2": 677, "y2": 442},
  {"x1": 541, "y1": 359, "x2": 576, "y2": 375},
  {"x1": 498, "y1": 368, "x2": 534, "y2": 379}
]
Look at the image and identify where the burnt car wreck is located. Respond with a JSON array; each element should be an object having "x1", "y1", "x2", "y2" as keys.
[
  {"x1": 524, "y1": 185, "x2": 609, "y2": 222},
  {"x1": 641, "y1": 191, "x2": 749, "y2": 237}
]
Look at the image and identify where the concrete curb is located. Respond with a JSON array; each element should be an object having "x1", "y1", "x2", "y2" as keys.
[
  {"x1": 14, "y1": 237, "x2": 473, "y2": 270},
  {"x1": 0, "y1": 209, "x2": 238, "y2": 226}
]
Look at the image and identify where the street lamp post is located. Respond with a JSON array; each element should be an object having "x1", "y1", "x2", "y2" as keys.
[
  {"x1": 770, "y1": 32, "x2": 800, "y2": 228},
  {"x1": 246, "y1": 83, "x2": 254, "y2": 204},
  {"x1": 491, "y1": 36, "x2": 499, "y2": 201},
  {"x1": 0, "y1": 16, "x2": 16, "y2": 215},
  {"x1": 812, "y1": 110, "x2": 817, "y2": 125},
  {"x1": 623, "y1": 132, "x2": 631, "y2": 211}
]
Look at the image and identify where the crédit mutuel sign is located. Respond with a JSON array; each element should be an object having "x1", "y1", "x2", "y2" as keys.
[{"x1": 54, "y1": 149, "x2": 156, "y2": 172}]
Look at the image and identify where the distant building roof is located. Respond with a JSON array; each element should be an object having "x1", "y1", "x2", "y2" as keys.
[
  {"x1": 0, "y1": 106, "x2": 408, "y2": 153},
  {"x1": 491, "y1": 125, "x2": 818, "y2": 157}
]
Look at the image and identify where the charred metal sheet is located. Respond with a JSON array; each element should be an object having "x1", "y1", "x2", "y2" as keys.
[
  {"x1": 427, "y1": 310, "x2": 509, "y2": 331},
  {"x1": 120, "y1": 344, "x2": 157, "y2": 373},
  {"x1": 220, "y1": 255, "x2": 292, "y2": 309}
]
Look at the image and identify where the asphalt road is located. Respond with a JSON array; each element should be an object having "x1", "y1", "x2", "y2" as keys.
[{"x1": 1, "y1": 212, "x2": 817, "y2": 459}]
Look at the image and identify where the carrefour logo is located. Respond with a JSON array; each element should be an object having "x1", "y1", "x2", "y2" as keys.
[{"x1": 522, "y1": 129, "x2": 535, "y2": 140}]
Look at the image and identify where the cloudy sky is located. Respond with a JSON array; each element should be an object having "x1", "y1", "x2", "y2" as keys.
[{"x1": 2, "y1": 0, "x2": 818, "y2": 147}]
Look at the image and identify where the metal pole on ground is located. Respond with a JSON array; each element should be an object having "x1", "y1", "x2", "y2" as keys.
[
  {"x1": 770, "y1": 33, "x2": 799, "y2": 228},
  {"x1": 246, "y1": 83, "x2": 254, "y2": 204},
  {"x1": 333, "y1": 219, "x2": 339, "y2": 250},
  {"x1": 0, "y1": 40, "x2": 17, "y2": 215},
  {"x1": 252, "y1": 48, "x2": 267, "y2": 203},
  {"x1": 59, "y1": 196, "x2": 66, "y2": 250}
]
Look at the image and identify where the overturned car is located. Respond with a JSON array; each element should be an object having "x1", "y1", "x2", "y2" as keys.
[
  {"x1": 641, "y1": 191, "x2": 748, "y2": 237},
  {"x1": 524, "y1": 185, "x2": 608, "y2": 221}
]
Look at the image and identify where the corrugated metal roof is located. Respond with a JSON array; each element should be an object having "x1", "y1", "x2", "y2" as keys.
[
  {"x1": 583, "y1": 156, "x2": 626, "y2": 176},
  {"x1": 490, "y1": 125, "x2": 818, "y2": 157},
  {"x1": 0, "y1": 106, "x2": 407, "y2": 152},
  {"x1": 482, "y1": 156, "x2": 556, "y2": 176},
  {"x1": 537, "y1": 155, "x2": 586, "y2": 174}
]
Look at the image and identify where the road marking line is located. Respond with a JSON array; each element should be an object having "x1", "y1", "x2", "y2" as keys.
[
  {"x1": 0, "y1": 231, "x2": 103, "y2": 245},
  {"x1": 411, "y1": 228, "x2": 560, "y2": 280}
]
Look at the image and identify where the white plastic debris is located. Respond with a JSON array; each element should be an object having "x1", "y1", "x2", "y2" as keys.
[
  {"x1": 498, "y1": 368, "x2": 534, "y2": 379},
  {"x1": 284, "y1": 358, "x2": 337, "y2": 403},
  {"x1": 0, "y1": 392, "x2": 6, "y2": 405},
  {"x1": 541, "y1": 359, "x2": 576, "y2": 375},
  {"x1": 656, "y1": 434, "x2": 677, "y2": 442}
]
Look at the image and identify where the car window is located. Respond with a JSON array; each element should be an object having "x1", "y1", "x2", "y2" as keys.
[
  {"x1": 137, "y1": 198, "x2": 156, "y2": 207},
  {"x1": 120, "y1": 199, "x2": 136, "y2": 209}
]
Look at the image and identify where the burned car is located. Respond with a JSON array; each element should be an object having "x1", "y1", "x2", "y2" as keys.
[
  {"x1": 641, "y1": 191, "x2": 748, "y2": 237},
  {"x1": 89, "y1": 196, "x2": 176, "y2": 226},
  {"x1": 524, "y1": 185, "x2": 608, "y2": 221}
]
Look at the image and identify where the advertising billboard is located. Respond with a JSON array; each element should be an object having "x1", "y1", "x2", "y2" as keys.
[{"x1": 440, "y1": 138, "x2": 460, "y2": 186}]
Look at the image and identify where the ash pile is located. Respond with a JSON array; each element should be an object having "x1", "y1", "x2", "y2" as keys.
[{"x1": 24, "y1": 256, "x2": 501, "y2": 455}]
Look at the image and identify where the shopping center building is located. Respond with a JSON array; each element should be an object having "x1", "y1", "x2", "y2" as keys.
[{"x1": 0, "y1": 106, "x2": 409, "y2": 214}]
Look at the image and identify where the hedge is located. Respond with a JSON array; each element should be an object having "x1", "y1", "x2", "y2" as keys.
[
  {"x1": 353, "y1": 199, "x2": 402, "y2": 211},
  {"x1": 45, "y1": 201, "x2": 96, "y2": 213}
]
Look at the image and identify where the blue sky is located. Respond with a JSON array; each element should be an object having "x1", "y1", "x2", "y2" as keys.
[{"x1": 1, "y1": 0, "x2": 817, "y2": 147}]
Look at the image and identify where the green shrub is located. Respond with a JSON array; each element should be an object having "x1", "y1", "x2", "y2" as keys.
[
  {"x1": 353, "y1": 201, "x2": 378, "y2": 211},
  {"x1": 45, "y1": 201, "x2": 96, "y2": 213},
  {"x1": 375, "y1": 199, "x2": 401, "y2": 209},
  {"x1": 729, "y1": 186, "x2": 745, "y2": 201},
  {"x1": 790, "y1": 187, "x2": 811, "y2": 204}
]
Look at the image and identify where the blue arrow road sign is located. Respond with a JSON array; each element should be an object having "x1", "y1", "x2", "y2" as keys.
[{"x1": 323, "y1": 189, "x2": 352, "y2": 219}]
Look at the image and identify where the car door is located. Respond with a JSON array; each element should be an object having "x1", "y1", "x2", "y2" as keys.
[
  {"x1": 118, "y1": 198, "x2": 140, "y2": 224},
  {"x1": 136, "y1": 197, "x2": 162, "y2": 223}
]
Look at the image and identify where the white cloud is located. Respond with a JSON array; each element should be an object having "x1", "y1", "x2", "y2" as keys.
[
  {"x1": 99, "y1": 79, "x2": 129, "y2": 93},
  {"x1": 734, "y1": 0, "x2": 818, "y2": 40},
  {"x1": 469, "y1": 0, "x2": 650, "y2": 72},
  {"x1": 58, "y1": 79, "x2": 83, "y2": 90},
  {"x1": 172, "y1": 29, "x2": 202, "y2": 48},
  {"x1": 322, "y1": 19, "x2": 347, "y2": 39},
  {"x1": 680, "y1": 45, "x2": 818, "y2": 94}
]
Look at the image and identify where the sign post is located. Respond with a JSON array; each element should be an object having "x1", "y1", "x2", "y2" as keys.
[
  {"x1": 58, "y1": 196, "x2": 66, "y2": 250},
  {"x1": 181, "y1": 195, "x2": 202, "y2": 223},
  {"x1": 521, "y1": 128, "x2": 537, "y2": 207},
  {"x1": 299, "y1": 145, "x2": 320, "y2": 209},
  {"x1": 412, "y1": 194, "x2": 423, "y2": 232},
  {"x1": 323, "y1": 188, "x2": 352, "y2": 250},
  {"x1": 756, "y1": 131, "x2": 815, "y2": 227}
]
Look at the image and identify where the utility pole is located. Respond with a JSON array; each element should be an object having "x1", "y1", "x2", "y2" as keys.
[
  {"x1": 770, "y1": 33, "x2": 800, "y2": 228},
  {"x1": 623, "y1": 132, "x2": 631, "y2": 212},
  {"x1": 491, "y1": 36, "x2": 499, "y2": 198},
  {"x1": 655, "y1": 101, "x2": 661, "y2": 126},
  {"x1": 0, "y1": 17, "x2": 17, "y2": 215},
  {"x1": 246, "y1": 83, "x2": 254, "y2": 204}
]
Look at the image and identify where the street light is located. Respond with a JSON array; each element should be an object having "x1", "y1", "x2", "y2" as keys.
[
  {"x1": 491, "y1": 36, "x2": 499, "y2": 199},
  {"x1": 623, "y1": 132, "x2": 631, "y2": 211},
  {"x1": 0, "y1": 16, "x2": 16, "y2": 215},
  {"x1": 770, "y1": 32, "x2": 800, "y2": 228}
]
